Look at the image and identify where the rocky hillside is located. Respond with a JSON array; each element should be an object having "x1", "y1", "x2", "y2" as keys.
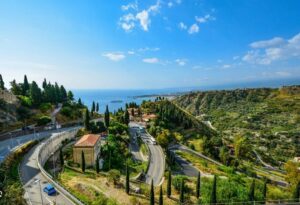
[{"x1": 174, "y1": 85, "x2": 300, "y2": 164}]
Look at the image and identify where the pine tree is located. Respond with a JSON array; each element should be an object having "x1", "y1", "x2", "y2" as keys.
[
  {"x1": 249, "y1": 179, "x2": 255, "y2": 202},
  {"x1": 0, "y1": 74, "x2": 5, "y2": 90},
  {"x1": 23, "y1": 75, "x2": 30, "y2": 96},
  {"x1": 59, "y1": 148, "x2": 64, "y2": 166},
  {"x1": 180, "y1": 178, "x2": 184, "y2": 204},
  {"x1": 293, "y1": 181, "x2": 300, "y2": 202},
  {"x1": 126, "y1": 163, "x2": 130, "y2": 194},
  {"x1": 263, "y1": 180, "x2": 267, "y2": 201},
  {"x1": 124, "y1": 110, "x2": 130, "y2": 125},
  {"x1": 196, "y1": 171, "x2": 201, "y2": 199},
  {"x1": 210, "y1": 175, "x2": 217, "y2": 204},
  {"x1": 131, "y1": 108, "x2": 134, "y2": 116},
  {"x1": 105, "y1": 105, "x2": 110, "y2": 128},
  {"x1": 150, "y1": 179, "x2": 155, "y2": 205},
  {"x1": 159, "y1": 185, "x2": 163, "y2": 205},
  {"x1": 167, "y1": 170, "x2": 172, "y2": 198},
  {"x1": 95, "y1": 156, "x2": 100, "y2": 173},
  {"x1": 84, "y1": 109, "x2": 90, "y2": 130},
  {"x1": 81, "y1": 151, "x2": 85, "y2": 173}
]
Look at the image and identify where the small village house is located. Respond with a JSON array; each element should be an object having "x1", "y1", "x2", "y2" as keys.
[{"x1": 73, "y1": 134, "x2": 101, "y2": 167}]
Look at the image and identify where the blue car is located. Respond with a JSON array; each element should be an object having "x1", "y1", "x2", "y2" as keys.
[{"x1": 43, "y1": 184, "x2": 57, "y2": 196}]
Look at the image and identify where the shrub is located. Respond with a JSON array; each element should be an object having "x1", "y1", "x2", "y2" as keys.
[
  {"x1": 172, "y1": 175, "x2": 189, "y2": 191},
  {"x1": 37, "y1": 116, "x2": 51, "y2": 126},
  {"x1": 39, "y1": 103, "x2": 52, "y2": 113},
  {"x1": 60, "y1": 106, "x2": 72, "y2": 117},
  {"x1": 18, "y1": 96, "x2": 32, "y2": 107}
]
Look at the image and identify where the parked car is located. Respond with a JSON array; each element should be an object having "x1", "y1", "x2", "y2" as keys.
[{"x1": 43, "y1": 184, "x2": 56, "y2": 196}]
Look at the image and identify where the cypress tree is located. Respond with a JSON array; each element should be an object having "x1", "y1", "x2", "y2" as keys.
[
  {"x1": 78, "y1": 98, "x2": 82, "y2": 106},
  {"x1": 96, "y1": 156, "x2": 100, "y2": 173},
  {"x1": 180, "y1": 178, "x2": 184, "y2": 204},
  {"x1": 30, "y1": 81, "x2": 42, "y2": 106},
  {"x1": 42, "y1": 78, "x2": 47, "y2": 89},
  {"x1": 249, "y1": 179, "x2": 255, "y2": 202},
  {"x1": 196, "y1": 171, "x2": 201, "y2": 199},
  {"x1": 210, "y1": 175, "x2": 217, "y2": 204},
  {"x1": 59, "y1": 148, "x2": 64, "y2": 166},
  {"x1": 84, "y1": 109, "x2": 90, "y2": 130},
  {"x1": 96, "y1": 102, "x2": 99, "y2": 112},
  {"x1": 92, "y1": 101, "x2": 95, "y2": 114},
  {"x1": 167, "y1": 170, "x2": 172, "y2": 198},
  {"x1": 81, "y1": 151, "x2": 85, "y2": 173},
  {"x1": 126, "y1": 163, "x2": 130, "y2": 194},
  {"x1": 108, "y1": 150, "x2": 111, "y2": 170},
  {"x1": 124, "y1": 110, "x2": 130, "y2": 125},
  {"x1": 0, "y1": 74, "x2": 5, "y2": 90},
  {"x1": 159, "y1": 185, "x2": 163, "y2": 205},
  {"x1": 263, "y1": 180, "x2": 267, "y2": 201},
  {"x1": 150, "y1": 179, "x2": 154, "y2": 205},
  {"x1": 23, "y1": 75, "x2": 30, "y2": 96},
  {"x1": 105, "y1": 105, "x2": 110, "y2": 128},
  {"x1": 293, "y1": 181, "x2": 300, "y2": 202},
  {"x1": 67, "y1": 91, "x2": 74, "y2": 102},
  {"x1": 60, "y1": 85, "x2": 67, "y2": 101}
]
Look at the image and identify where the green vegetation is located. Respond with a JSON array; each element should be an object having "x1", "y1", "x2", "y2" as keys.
[
  {"x1": 0, "y1": 74, "x2": 86, "y2": 132},
  {"x1": 0, "y1": 140, "x2": 38, "y2": 205},
  {"x1": 174, "y1": 85, "x2": 300, "y2": 165}
]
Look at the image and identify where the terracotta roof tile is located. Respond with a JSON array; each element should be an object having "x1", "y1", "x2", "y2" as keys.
[{"x1": 74, "y1": 134, "x2": 100, "y2": 147}]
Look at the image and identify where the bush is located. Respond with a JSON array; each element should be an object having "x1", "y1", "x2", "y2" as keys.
[
  {"x1": 37, "y1": 116, "x2": 51, "y2": 126},
  {"x1": 172, "y1": 175, "x2": 189, "y2": 191},
  {"x1": 39, "y1": 103, "x2": 52, "y2": 113},
  {"x1": 18, "y1": 96, "x2": 32, "y2": 107},
  {"x1": 60, "y1": 106, "x2": 72, "y2": 117}
]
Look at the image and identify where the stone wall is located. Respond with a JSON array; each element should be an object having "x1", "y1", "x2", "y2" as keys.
[{"x1": 0, "y1": 90, "x2": 18, "y2": 104}]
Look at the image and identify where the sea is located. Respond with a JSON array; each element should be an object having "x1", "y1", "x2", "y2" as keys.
[
  {"x1": 72, "y1": 78, "x2": 300, "y2": 113},
  {"x1": 72, "y1": 88, "x2": 186, "y2": 113}
]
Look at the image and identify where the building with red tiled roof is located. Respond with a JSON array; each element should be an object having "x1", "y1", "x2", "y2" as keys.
[{"x1": 73, "y1": 134, "x2": 101, "y2": 167}]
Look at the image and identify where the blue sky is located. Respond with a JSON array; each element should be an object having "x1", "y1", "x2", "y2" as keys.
[{"x1": 0, "y1": 0, "x2": 300, "y2": 89}]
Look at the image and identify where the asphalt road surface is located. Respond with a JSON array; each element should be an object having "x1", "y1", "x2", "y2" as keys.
[
  {"x1": 129, "y1": 122, "x2": 165, "y2": 186},
  {"x1": 0, "y1": 127, "x2": 74, "y2": 163},
  {"x1": 20, "y1": 129, "x2": 75, "y2": 205}
]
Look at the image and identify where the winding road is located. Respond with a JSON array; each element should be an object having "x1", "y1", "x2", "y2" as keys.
[
  {"x1": 129, "y1": 122, "x2": 165, "y2": 186},
  {"x1": 20, "y1": 132, "x2": 75, "y2": 205}
]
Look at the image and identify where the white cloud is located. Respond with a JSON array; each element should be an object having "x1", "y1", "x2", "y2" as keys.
[
  {"x1": 121, "y1": 2, "x2": 138, "y2": 11},
  {"x1": 222, "y1": 64, "x2": 231, "y2": 69},
  {"x1": 195, "y1": 14, "x2": 215, "y2": 23},
  {"x1": 250, "y1": 37, "x2": 285, "y2": 48},
  {"x1": 138, "y1": 47, "x2": 160, "y2": 52},
  {"x1": 136, "y1": 10, "x2": 150, "y2": 31},
  {"x1": 242, "y1": 32, "x2": 300, "y2": 65},
  {"x1": 167, "y1": 2, "x2": 173, "y2": 7},
  {"x1": 143, "y1": 58, "x2": 159, "y2": 64},
  {"x1": 119, "y1": 1, "x2": 161, "y2": 32},
  {"x1": 128, "y1": 51, "x2": 135, "y2": 55},
  {"x1": 102, "y1": 52, "x2": 125, "y2": 61},
  {"x1": 119, "y1": 13, "x2": 136, "y2": 32},
  {"x1": 188, "y1": 24, "x2": 199, "y2": 34},
  {"x1": 178, "y1": 22, "x2": 187, "y2": 30},
  {"x1": 175, "y1": 59, "x2": 187, "y2": 66}
]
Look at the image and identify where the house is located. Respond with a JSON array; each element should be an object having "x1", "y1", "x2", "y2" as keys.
[
  {"x1": 73, "y1": 134, "x2": 101, "y2": 167},
  {"x1": 142, "y1": 113, "x2": 156, "y2": 122}
]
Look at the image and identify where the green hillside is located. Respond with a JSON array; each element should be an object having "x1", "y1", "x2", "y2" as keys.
[{"x1": 174, "y1": 85, "x2": 300, "y2": 165}]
